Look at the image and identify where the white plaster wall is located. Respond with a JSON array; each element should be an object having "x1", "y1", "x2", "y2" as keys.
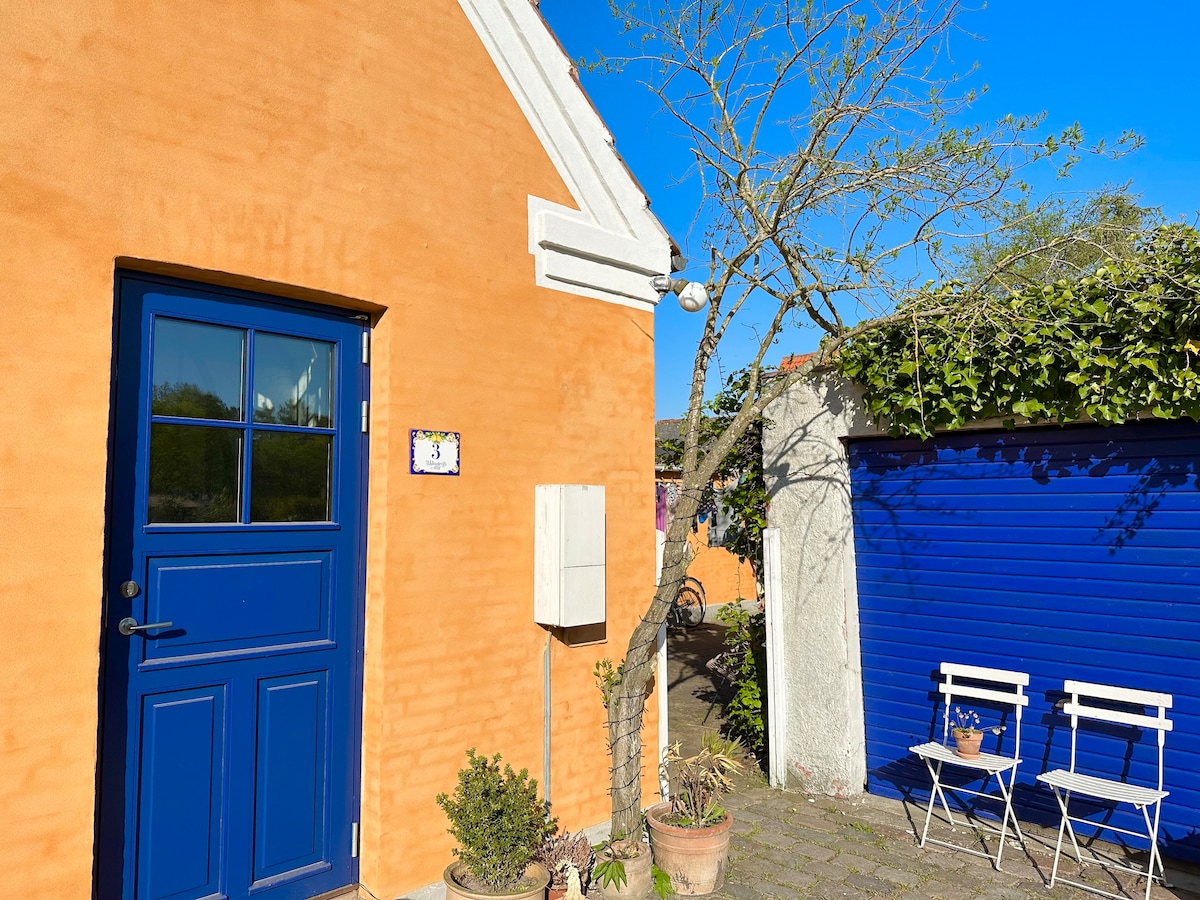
[{"x1": 763, "y1": 373, "x2": 882, "y2": 797}]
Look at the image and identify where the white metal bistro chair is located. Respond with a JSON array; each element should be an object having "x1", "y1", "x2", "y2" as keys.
[
  {"x1": 1036, "y1": 680, "x2": 1173, "y2": 900},
  {"x1": 910, "y1": 662, "x2": 1029, "y2": 870}
]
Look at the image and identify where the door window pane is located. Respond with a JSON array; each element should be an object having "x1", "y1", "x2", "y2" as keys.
[
  {"x1": 250, "y1": 432, "x2": 332, "y2": 522},
  {"x1": 148, "y1": 424, "x2": 242, "y2": 523},
  {"x1": 252, "y1": 334, "x2": 335, "y2": 428},
  {"x1": 152, "y1": 318, "x2": 246, "y2": 421}
]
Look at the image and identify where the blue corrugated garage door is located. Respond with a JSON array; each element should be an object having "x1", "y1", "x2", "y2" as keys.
[{"x1": 849, "y1": 419, "x2": 1199, "y2": 863}]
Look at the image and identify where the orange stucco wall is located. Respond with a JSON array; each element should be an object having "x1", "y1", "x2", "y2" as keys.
[
  {"x1": 0, "y1": 2, "x2": 659, "y2": 897},
  {"x1": 685, "y1": 521, "x2": 758, "y2": 607},
  {"x1": 657, "y1": 478, "x2": 758, "y2": 605}
]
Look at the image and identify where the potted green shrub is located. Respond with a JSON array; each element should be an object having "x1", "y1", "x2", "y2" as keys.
[
  {"x1": 646, "y1": 733, "x2": 743, "y2": 895},
  {"x1": 436, "y1": 749, "x2": 557, "y2": 899}
]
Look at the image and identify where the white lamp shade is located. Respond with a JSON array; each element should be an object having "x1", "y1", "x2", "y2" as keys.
[{"x1": 677, "y1": 282, "x2": 708, "y2": 312}]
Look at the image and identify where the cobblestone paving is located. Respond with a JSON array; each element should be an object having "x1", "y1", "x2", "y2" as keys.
[
  {"x1": 664, "y1": 621, "x2": 1200, "y2": 900},
  {"x1": 713, "y1": 775, "x2": 1200, "y2": 900}
]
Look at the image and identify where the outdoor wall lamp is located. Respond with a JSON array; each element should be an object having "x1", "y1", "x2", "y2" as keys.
[{"x1": 650, "y1": 274, "x2": 709, "y2": 312}]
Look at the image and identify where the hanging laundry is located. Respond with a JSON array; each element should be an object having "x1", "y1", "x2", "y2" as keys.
[{"x1": 707, "y1": 490, "x2": 728, "y2": 547}]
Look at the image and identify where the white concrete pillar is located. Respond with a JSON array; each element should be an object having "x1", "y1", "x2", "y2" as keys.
[{"x1": 762, "y1": 374, "x2": 879, "y2": 797}]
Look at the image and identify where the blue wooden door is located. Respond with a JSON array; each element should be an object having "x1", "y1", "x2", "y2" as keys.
[
  {"x1": 849, "y1": 421, "x2": 1200, "y2": 863},
  {"x1": 99, "y1": 274, "x2": 367, "y2": 900}
]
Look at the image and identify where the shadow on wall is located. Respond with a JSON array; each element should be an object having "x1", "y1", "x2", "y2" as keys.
[
  {"x1": 849, "y1": 421, "x2": 1199, "y2": 557},
  {"x1": 767, "y1": 408, "x2": 1200, "y2": 864},
  {"x1": 768, "y1": 410, "x2": 1200, "y2": 555},
  {"x1": 761, "y1": 389, "x2": 864, "y2": 578}
]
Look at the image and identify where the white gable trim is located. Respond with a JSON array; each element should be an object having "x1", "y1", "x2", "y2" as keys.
[{"x1": 457, "y1": 0, "x2": 672, "y2": 311}]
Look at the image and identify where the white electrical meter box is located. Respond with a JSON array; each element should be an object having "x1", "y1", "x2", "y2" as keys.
[{"x1": 534, "y1": 484, "x2": 606, "y2": 627}]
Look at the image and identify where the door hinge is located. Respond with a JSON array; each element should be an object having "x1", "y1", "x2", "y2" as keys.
[
  {"x1": 361, "y1": 401, "x2": 369, "y2": 434},
  {"x1": 351, "y1": 822, "x2": 360, "y2": 858},
  {"x1": 361, "y1": 330, "x2": 370, "y2": 366}
]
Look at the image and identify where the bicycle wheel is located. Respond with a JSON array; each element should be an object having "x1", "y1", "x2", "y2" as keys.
[{"x1": 673, "y1": 583, "x2": 706, "y2": 628}]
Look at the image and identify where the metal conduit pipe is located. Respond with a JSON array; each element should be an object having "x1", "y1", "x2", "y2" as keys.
[{"x1": 544, "y1": 630, "x2": 552, "y2": 805}]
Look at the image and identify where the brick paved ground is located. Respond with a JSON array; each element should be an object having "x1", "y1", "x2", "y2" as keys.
[
  {"x1": 716, "y1": 777, "x2": 1200, "y2": 900},
  {"x1": 665, "y1": 621, "x2": 1200, "y2": 900}
]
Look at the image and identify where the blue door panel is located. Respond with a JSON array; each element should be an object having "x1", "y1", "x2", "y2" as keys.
[
  {"x1": 850, "y1": 420, "x2": 1200, "y2": 863},
  {"x1": 856, "y1": 524, "x2": 1200, "y2": 556},
  {"x1": 253, "y1": 673, "x2": 329, "y2": 885},
  {"x1": 862, "y1": 614, "x2": 1200, "y2": 655},
  {"x1": 137, "y1": 688, "x2": 226, "y2": 900},
  {"x1": 858, "y1": 568, "x2": 1200, "y2": 605},
  {"x1": 145, "y1": 554, "x2": 331, "y2": 663},
  {"x1": 101, "y1": 274, "x2": 366, "y2": 900},
  {"x1": 854, "y1": 522, "x2": 1200, "y2": 550},
  {"x1": 851, "y1": 458, "x2": 1200, "y2": 483},
  {"x1": 858, "y1": 550, "x2": 1197, "y2": 577}
]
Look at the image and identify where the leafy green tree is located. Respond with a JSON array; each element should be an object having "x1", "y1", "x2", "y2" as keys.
[
  {"x1": 148, "y1": 384, "x2": 240, "y2": 523},
  {"x1": 152, "y1": 381, "x2": 239, "y2": 420},
  {"x1": 583, "y1": 0, "x2": 1140, "y2": 837},
  {"x1": 953, "y1": 188, "x2": 1162, "y2": 293},
  {"x1": 250, "y1": 433, "x2": 331, "y2": 522}
]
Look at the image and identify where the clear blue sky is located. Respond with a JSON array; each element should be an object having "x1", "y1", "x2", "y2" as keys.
[{"x1": 539, "y1": 1, "x2": 1200, "y2": 418}]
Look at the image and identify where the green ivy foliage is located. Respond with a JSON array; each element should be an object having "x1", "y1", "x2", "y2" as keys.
[
  {"x1": 835, "y1": 225, "x2": 1200, "y2": 438},
  {"x1": 715, "y1": 604, "x2": 767, "y2": 758},
  {"x1": 436, "y1": 749, "x2": 558, "y2": 892}
]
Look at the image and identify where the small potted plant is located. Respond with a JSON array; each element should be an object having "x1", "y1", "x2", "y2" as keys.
[
  {"x1": 592, "y1": 835, "x2": 655, "y2": 900},
  {"x1": 950, "y1": 707, "x2": 983, "y2": 759},
  {"x1": 646, "y1": 733, "x2": 744, "y2": 896},
  {"x1": 436, "y1": 749, "x2": 557, "y2": 899},
  {"x1": 536, "y1": 831, "x2": 594, "y2": 899}
]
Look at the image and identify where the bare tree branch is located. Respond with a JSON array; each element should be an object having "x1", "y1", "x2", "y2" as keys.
[{"x1": 586, "y1": 0, "x2": 1140, "y2": 837}]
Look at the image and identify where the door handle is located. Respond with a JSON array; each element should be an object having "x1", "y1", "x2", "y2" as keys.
[{"x1": 118, "y1": 617, "x2": 174, "y2": 636}]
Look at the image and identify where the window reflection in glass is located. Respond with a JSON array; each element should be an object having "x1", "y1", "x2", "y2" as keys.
[
  {"x1": 148, "y1": 424, "x2": 242, "y2": 523},
  {"x1": 250, "y1": 432, "x2": 332, "y2": 522},
  {"x1": 152, "y1": 318, "x2": 246, "y2": 421},
  {"x1": 252, "y1": 334, "x2": 335, "y2": 428}
]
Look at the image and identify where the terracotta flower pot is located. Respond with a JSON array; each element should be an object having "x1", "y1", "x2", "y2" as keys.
[
  {"x1": 953, "y1": 729, "x2": 983, "y2": 759},
  {"x1": 646, "y1": 801, "x2": 733, "y2": 896},
  {"x1": 594, "y1": 840, "x2": 652, "y2": 899},
  {"x1": 443, "y1": 861, "x2": 550, "y2": 900}
]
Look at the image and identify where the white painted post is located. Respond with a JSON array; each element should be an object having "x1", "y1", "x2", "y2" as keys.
[
  {"x1": 763, "y1": 526, "x2": 788, "y2": 788},
  {"x1": 655, "y1": 529, "x2": 669, "y2": 799}
]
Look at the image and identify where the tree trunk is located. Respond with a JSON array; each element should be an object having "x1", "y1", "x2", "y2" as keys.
[{"x1": 607, "y1": 483, "x2": 702, "y2": 837}]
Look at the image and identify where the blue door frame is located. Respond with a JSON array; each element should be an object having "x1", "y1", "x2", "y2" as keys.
[{"x1": 98, "y1": 273, "x2": 370, "y2": 900}]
